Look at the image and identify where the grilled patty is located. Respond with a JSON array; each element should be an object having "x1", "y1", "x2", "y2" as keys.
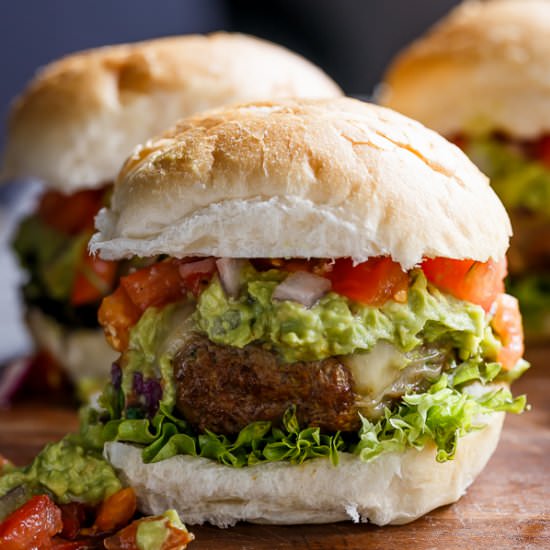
[{"x1": 174, "y1": 334, "x2": 360, "y2": 435}]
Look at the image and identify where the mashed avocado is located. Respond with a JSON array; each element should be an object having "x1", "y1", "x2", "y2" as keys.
[
  {"x1": 0, "y1": 438, "x2": 121, "y2": 505},
  {"x1": 136, "y1": 509, "x2": 190, "y2": 549},
  {"x1": 196, "y1": 266, "x2": 500, "y2": 363},
  {"x1": 465, "y1": 137, "x2": 550, "y2": 216}
]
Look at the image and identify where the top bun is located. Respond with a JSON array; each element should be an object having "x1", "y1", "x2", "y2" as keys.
[
  {"x1": 91, "y1": 98, "x2": 511, "y2": 269},
  {"x1": 380, "y1": 0, "x2": 550, "y2": 139},
  {"x1": 2, "y1": 33, "x2": 341, "y2": 192}
]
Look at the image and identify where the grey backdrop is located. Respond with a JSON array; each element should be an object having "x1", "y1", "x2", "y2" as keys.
[{"x1": 1, "y1": 0, "x2": 460, "y2": 151}]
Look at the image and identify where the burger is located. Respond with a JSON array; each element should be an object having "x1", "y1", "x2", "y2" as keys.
[
  {"x1": 82, "y1": 97, "x2": 527, "y2": 526},
  {"x1": 1, "y1": 33, "x2": 341, "y2": 397},
  {"x1": 379, "y1": 0, "x2": 550, "y2": 339}
]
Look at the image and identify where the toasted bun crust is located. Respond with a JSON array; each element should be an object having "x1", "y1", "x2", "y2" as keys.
[
  {"x1": 91, "y1": 98, "x2": 511, "y2": 269},
  {"x1": 27, "y1": 308, "x2": 116, "y2": 384},
  {"x1": 104, "y1": 411, "x2": 504, "y2": 527},
  {"x1": 380, "y1": 0, "x2": 550, "y2": 139},
  {"x1": 2, "y1": 33, "x2": 341, "y2": 192}
]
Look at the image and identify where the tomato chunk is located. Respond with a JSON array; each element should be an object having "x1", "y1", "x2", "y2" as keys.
[
  {"x1": 492, "y1": 294, "x2": 524, "y2": 371},
  {"x1": 120, "y1": 260, "x2": 187, "y2": 312},
  {"x1": 94, "y1": 488, "x2": 136, "y2": 534},
  {"x1": 59, "y1": 503, "x2": 88, "y2": 540},
  {"x1": 328, "y1": 257, "x2": 409, "y2": 306},
  {"x1": 0, "y1": 495, "x2": 62, "y2": 549},
  {"x1": 99, "y1": 287, "x2": 141, "y2": 352},
  {"x1": 103, "y1": 515, "x2": 194, "y2": 550},
  {"x1": 38, "y1": 189, "x2": 105, "y2": 235},
  {"x1": 422, "y1": 257, "x2": 506, "y2": 311},
  {"x1": 71, "y1": 251, "x2": 118, "y2": 306}
]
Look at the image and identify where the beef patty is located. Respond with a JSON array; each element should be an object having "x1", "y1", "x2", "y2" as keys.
[{"x1": 174, "y1": 334, "x2": 360, "y2": 435}]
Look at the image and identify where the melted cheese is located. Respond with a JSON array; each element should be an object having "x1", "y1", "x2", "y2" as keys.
[{"x1": 343, "y1": 342, "x2": 444, "y2": 419}]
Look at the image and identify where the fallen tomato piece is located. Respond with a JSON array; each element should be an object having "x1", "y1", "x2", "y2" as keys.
[
  {"x1": 94, "y1": 488, "x2": 137, "y2": 534},
  {"x1": 0, "y1": 494, "x2": 62, "y2": 550}
]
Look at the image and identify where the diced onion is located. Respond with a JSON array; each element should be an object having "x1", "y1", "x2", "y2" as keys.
[
  {"x1": 272, "y1": 271, "x2": 331, "y2": 308},
  {"x1": 216, "y1": 258, "x2": 246, "y2": 298}
]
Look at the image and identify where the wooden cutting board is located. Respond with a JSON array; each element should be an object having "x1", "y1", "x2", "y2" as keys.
[{"x1": 1, "y1": 349, "x2": 549, "y2": 549}]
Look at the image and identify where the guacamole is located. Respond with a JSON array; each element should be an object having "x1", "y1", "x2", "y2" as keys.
[
  {"x1": 196, "y1": 266, "x2": 499, "y2": 363},
  {"x1": 136, "y1": 509, "x2": 191, "y2": 549},
  {"x1": 0, "y1": 438, "x2": 121, "y2": 507}
]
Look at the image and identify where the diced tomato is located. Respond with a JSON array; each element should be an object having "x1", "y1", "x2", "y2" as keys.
[
  {"x1": 98, "y1": 287, "x2": 141, "y2": 352},
  {"x1": 422, "y1": 257, "x2": 507, "y2": 311},
  {"x1": 93, "y1": 488, "x2": 136, "y2": 534},
  {"x1": 99, "y1": 258, "x2": 217, "y2": 351},
  {"x1": 59, "y1": 503, "x2": 88, "y2": 540},
  {"x1": 534, "y1": 135, "x2": 550, "y2": 169},
  {"x1": 103, "y1": 516, "x2": 194, "y2": 550},
  {"x1": 120, "y1": 260, "x2": 187, "y2": 312},
  {"x1": 491, "y1": 294, "x2": 524, "y2": 371},
  {"x1": 0, "y1": 495, "x2": 62, "y2": 549},
  {"x1": 102, "y1": 521, "x2": 138, "y2": 550},
  {"x1": 177, "y1": 258, "x2": 218, "y2": 296},
  {"x1": 38, "y1": 189, "x2": 105, "y2": 235},
  {"x1": 327, "y1": 257, "x2": 409, "y2": 306},
  {"x1": 71, "y1": 251, "x2": 118, "y2": 306},
  {"x1": 120, "y1": 258, "x2": 216, "y2": 311}
]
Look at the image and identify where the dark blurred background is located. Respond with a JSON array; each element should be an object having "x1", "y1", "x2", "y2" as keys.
[{"x1": 1, "y1": 0, "x2": 459, "y2": 150}]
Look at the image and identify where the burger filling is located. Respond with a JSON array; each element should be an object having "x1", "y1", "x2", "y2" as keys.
[
  {"x1": 89, "y1": 256, "x2": 527, "y2": 468},
  {"x1": 10, "y1": 185, "x2": 140, "y2": 398},
  {"x1": 453, "y1": 132, "x2": 550, "y2": 335},
  {"x1": 12, "y1": 186, "x2": 117, "y2": 328}
]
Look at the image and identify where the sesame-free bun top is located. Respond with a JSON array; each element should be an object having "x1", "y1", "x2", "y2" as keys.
[
  {"x1": 2, "y1": 33, "x2": 341, "y2": 193},
  {"x1": 380, "y1": 0, "x2": 550, "y2": 139},
  {"x1": 91, "y1": 98, "x2": 511, "y2": 269}
]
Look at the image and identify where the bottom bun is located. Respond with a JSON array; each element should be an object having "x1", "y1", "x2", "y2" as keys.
[
  {"x1": 105, "y1": 411, "x2": 504, "y2": 527},
  {"x1": 27, "y1": 308, "x2": 117, "y2": 385}
]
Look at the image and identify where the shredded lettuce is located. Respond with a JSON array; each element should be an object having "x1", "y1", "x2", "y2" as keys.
[
  {"x1": 100, "y1": 405, "x2": 344, "y2": 467},
  {"x1": 92, "y1": 374, "x2": 525, "y2": 468},
  {"x1": 354, "y1": 375, "x2": 525, "y2": 463}
]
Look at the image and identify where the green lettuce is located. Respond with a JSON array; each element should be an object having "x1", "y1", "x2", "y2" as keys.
[
  {"x1": 354, "y1": 375, "x2": 525, "y2": 463},
  {"x1": 93, "y1": 373, "x2": 525, "y2": 468},
  {"x1": 100, "y1": 405, "x2": 343, "y2": 468}
]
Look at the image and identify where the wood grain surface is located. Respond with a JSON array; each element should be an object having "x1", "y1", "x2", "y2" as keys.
[{"x1": 1, "y1": 349, "x2": 549, "y2": 549}]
